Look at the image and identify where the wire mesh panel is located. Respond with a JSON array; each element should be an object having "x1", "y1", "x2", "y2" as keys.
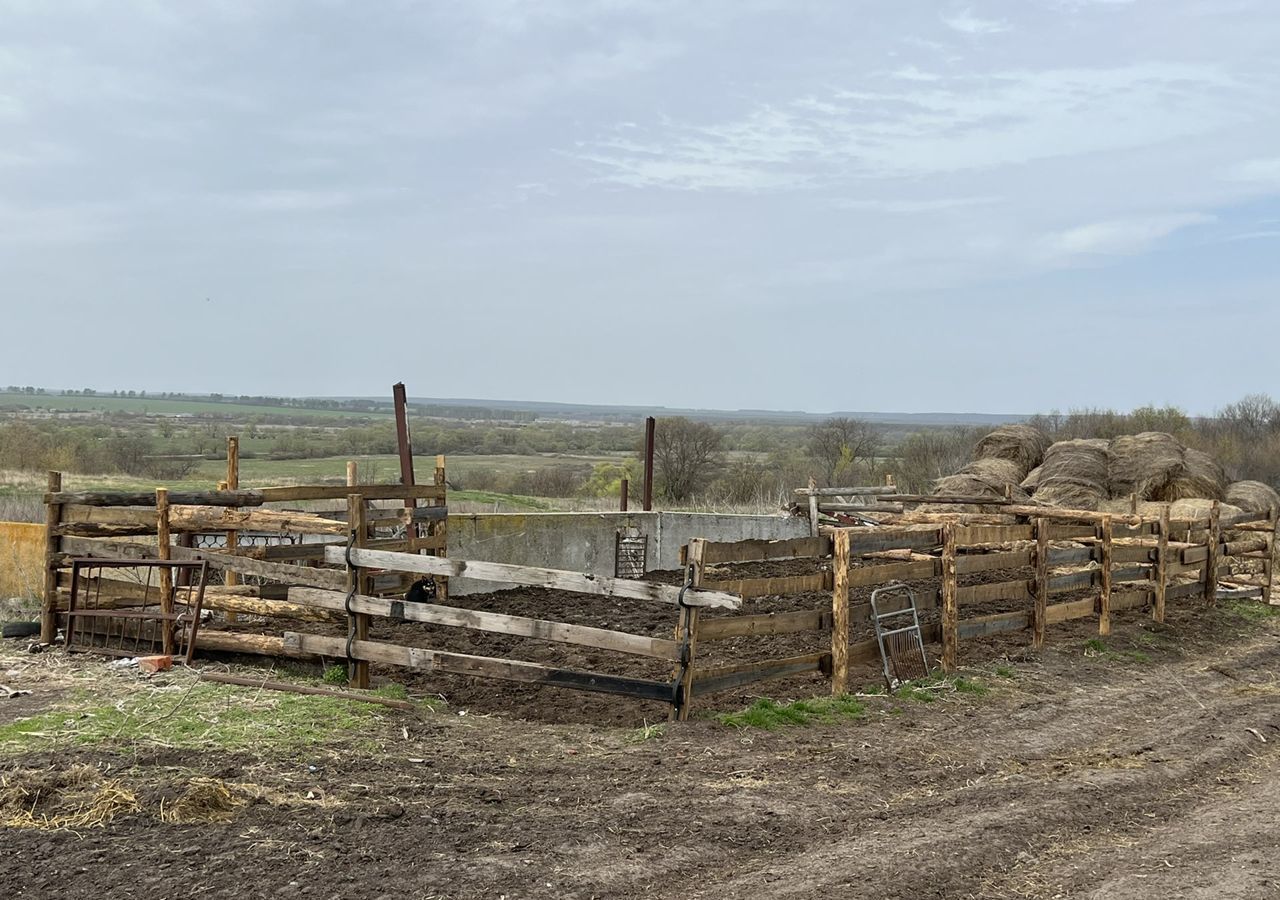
[
  {"x1": 65, "y1": 559, "x2": 209, "y2": 662},
  {"x1": 869, "y1": 582, "x2": 931, "y2": 689},
  {"x1": 615, "y1": 531, "x2": 648, "y2": 579}
]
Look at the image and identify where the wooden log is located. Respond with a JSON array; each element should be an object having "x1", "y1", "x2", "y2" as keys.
[
  {"x1": 156, "y1": 488, "x2": 174, "y2": 655},
  {"x1": 41, "y1": 471, "x2": 63, "y2": 643},
  {"x1": 1033, "y1": 518, "x2": 1049, "y2": 648},
  {"x1": 1099, "y1": 515, "x2": 1113, "y2": 636},
  {"x1": 795, "y1": 486, "x2": 899, "y2": 496},
  {"x1": 167, "y1": 506, "x2": 348, "y2": 536},
  {"x1": 347, "y1": 494, "x2": 370, "y2": 689},
  {"x1": 701, "y1": 536, "x2": 831, "y2": 564},
  {"x1": 52, "y1": 522, "x2": 156, "y2": 538},
  {"x1": 698, "y1": 608, "x2": 830, "y2": 641},
  {"x1": 226, "y1": 438, "x2": 241, "y2": 624},
  {"x1": 324, "y1": 546, "x2": 741, "y2": 610},
  {"x1": 877, "y1": 494, "x2": 1012, "y2": 506},
  {"x1": 1222, "y1": 537, "x2": 1271, "y2": 557},
  {"x1": 941, "y1": 524, "x2": 957, "y2": 672},
  {"x1": 199, "y1": 671, "x2": 416, "y2": 711},
  {"x1": 831, "y1": 529, "x2": 851, "y2": 697},
  {"x1": 1155, "y1": 506, "x2": 1169, "y2": 623},
  {"x1": 1205, "y1": 501, "x2": 1221, "y2": 605},
  {"x1": 282, "y1": 632, "x2": 674, "y2": 703},
  {"x1": 1265, "y1": 514, "x2": 1277, "y2": 606}
]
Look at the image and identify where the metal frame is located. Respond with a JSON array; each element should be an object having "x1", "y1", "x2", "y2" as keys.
[
  {"x1": 869, "y1": 581, "x2": 930, "y2": 689},
  {"x1": 65, "y1": 558, "x2": 210, "y2": 663}
]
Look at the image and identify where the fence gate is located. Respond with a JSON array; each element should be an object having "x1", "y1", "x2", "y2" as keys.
[{"x1": 614, "y1": 529, "x2": 648, "y2": 579}]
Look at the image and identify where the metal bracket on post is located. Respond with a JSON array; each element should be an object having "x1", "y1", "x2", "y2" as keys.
[{"x1": 672, "y1": 563, "x2": 696, "y2": 707}]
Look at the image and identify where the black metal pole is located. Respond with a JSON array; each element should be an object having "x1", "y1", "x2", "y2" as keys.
[{"x1": 643, "y1": 416, "x2": 655, "y2": 511}]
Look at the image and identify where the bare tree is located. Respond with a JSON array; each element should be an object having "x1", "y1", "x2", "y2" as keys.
[
  {"x1": 806, "y1": 417, "x2": 880, "y2": 485},
  {"x1": 652, "y1": 417, "x2": 723, "y2": 502}
]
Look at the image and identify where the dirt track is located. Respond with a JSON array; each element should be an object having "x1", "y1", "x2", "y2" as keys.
[{"x1": 3, "y1": 600, "x2": 1280, "y2": 899}]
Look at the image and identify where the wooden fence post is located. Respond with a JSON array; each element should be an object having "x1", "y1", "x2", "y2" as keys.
[
  {"x1": 40, "y1": 470, "x2": 63, "y2": 643},
  {"x1": 1265, "y1": 511, "x2": 1277, "y2": 606},
  {"x1": 1099, "y1": 515, "x2": 1113, "y2": 636},
  {"x1": 156, "y1": 487, "x2": 174, "y2": 655},
  {"x1": 941, "y1": 523, "x2": 958, "y2": 672},
  {"x1": 224, "y1": 436, "x2": 240, "y2": 623},
  {"x1": 808, "y1": 477, "x2": 820, "y2": 538},
  {"x1": 347, "y1": 493, "x2": 370, "y2": 688},
  {"x1": 434, "y1": 454, "x2": 448, "y2": 601},
  {"x1": 1155, "y1": 506, "x2": 1169, "y2": 622},
  {"x1": 1033, "y1": 517, "x2": 1048, "y2": 648},
  {"x1": 673, "y1": 538, "x2": 705, "y2": 721},
  {"x1": 1204, "y1": 500, "x2": 1221, "y2": 605},
  {"x1": 831, "y1": 529, "x2": 851, "y2": 696}
]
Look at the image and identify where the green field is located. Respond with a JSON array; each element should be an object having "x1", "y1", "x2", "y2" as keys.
[{"x1": 0, "y1": 391, "x2": 387, "y2": 420}]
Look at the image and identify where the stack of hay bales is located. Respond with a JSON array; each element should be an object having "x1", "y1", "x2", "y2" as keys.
[
  {"x1": 1162, "y1": 449, "x2": 1227, "y2": 502},
  {"x1": 931, "y1": 424, "x2": 1046, "y2": 503},
  {"x1": 973, "y1": 425, "x2": 1051, "y2": 480},
  {"x1": 1107, "y1": 432, "x2": 1186, "y2": 500},
  {"x1": 1032, "y1": 439, "x2": 1111, "y2": 510},
  {"x1": 1226, "y1": 481, "x2": 1280, "y2": 516}
]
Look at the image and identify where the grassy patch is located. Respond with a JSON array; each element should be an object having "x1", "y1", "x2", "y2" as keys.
[
  {"x1": 993, "y1": 665, "x2": 1015, "y2": 679},
  {"x1": 717, "y1": 695, "x2": 866, "y2": 730},
  {"x1": 894, "y1": 673, "x2": 990, "y2": 702},
  {"x1": 321, "y1": 665, "x2": 348, "y2": 686},
  {"x1": 624, "y1": 722, "x2": 666, "y2": 743},
  {"x1": 1224, "y1": 598, "x2": 1280, "y2": 624},
  {"x1": 0, "y1": 681, "x2": 397, "y2": 756},
  {"x1": 1083, "y1": 638, "x2": 1107, "y2": 655}
]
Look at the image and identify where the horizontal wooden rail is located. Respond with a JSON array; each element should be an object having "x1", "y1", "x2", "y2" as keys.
[
  {"x1": 698, "y1": 608, "x2": 831, "y2": 640},
  {"x1": 700, "y1": 572, "x2": 830, "y2": 599},
  {"x1": 47, "y1": 483, "x2": 446, "y2": 508},
  {"x1": 698, "y1": 536, "x2": 832, "y2": 564},
  {"x1": 691, "y1": 652, "x2": 829, "y2": 695},
  {"x1": 958, "y1": 610, "x2": 1029, "y2": 639},
  {"x1": 796, "y1": 487, "x2": 899, "y2": 497},
  {"x1": 287, "y1": 587, "x2": 680, "y2": 660},
  {"x1": 282, "y1": 632, "x2": 675, "y2": 703},
  {"x1": 326, "y1": 546, "x2": 741, "y2": 610}
]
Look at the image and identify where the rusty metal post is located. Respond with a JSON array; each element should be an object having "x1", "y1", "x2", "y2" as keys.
[
  {"x1": 620, "y1": 477, "x2": 629, "y2": 512},
  {"x1": 392, "y1": 382, "x2": 418, "y2": 534},
  {"x1": 643, "y1": 416, "x2": 655, "y2": 511}
]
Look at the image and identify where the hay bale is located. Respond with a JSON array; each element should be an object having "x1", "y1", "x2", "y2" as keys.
[
  {"x1": 1032, "y1": 439, "x2": 1110, "y2": 510},
  {"x1": 1160, "y1": 448, "x2": 1227, "y2": 502},
  {"x1": 1226, "y1": 481, "x2": 1280, "y2": 516},
  {"x1": 933, "y1": 458, "x2": 1030, "y2": 502},
  {"x1": 1168, "y1": 499, "x2": 1244, "y2": 522},
  {"x1": 1021, "y1": 465, "x2": 1043, "y2": 491},
  {"x1": 973, "y1": 425, "x2": 1050, "y2": 480},
  {"x1": 1108, "y1": 432, "x2": 1185, "y2": 500}
]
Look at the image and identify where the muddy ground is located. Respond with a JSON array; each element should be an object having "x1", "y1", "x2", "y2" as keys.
[{"x1": 3, "y1": 590, "x2": 1280, "y2": 898}]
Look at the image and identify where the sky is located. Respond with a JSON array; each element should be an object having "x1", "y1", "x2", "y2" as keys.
[{"x1": 1, "y1": 0, "x2": 1278, "y2": 415}]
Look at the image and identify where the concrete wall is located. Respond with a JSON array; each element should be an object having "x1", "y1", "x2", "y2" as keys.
[{"x1": 446, "y1": 511, "x2": 808, "y2": 594}]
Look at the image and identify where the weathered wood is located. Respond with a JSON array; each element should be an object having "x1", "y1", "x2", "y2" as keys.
[
  {"x1": 1004, "y1": 505, "x2": 1141, "y2": 526},
  {"x1": 1168, "y1": 579, "x2": 1206, "y2": 601},
  {"x1": 347, "y1": 494, "x2": 370, "y2": 689},
  {"x1": 954, "y1": 525, "x2": 1034, "y2": 545},
  {"x1": 41, "y1": 471, "x2": 63, "y2": 643},
  {"x1": 698, "y1": 608, "x2": 830, "y2": 641},
  {"x1": 956, "y1": 550, "x2": 1033, "y2": 574},
  {"x1": 831, "y1": 529, "x2": 851, "y2": 696},
  {"x1": 699, "y1": 573, "x2": 829, "y2": 599},
  {"x1": 941, "y1": 524, "x2": 957, "y2": 672},
  {"x1": 45, "y1": 483, "x2": 446, "y2": 508},
  {"x1": 1033, "y1": 518, "x2": 1049, "y2": 648},
  {"x1": 1045, "y1": 597, "x2": 1094, "y2": 625},
  {"x1": 1222, "y1": 537, "x2": 1270, "y2": 557},
  {"x1": 1155, "y1": 506, "x2": 1170, "y2": 623},
  {"x1": 225, "y1": 438, "x2": 241, "y2": 625},
  {"x1": 848, "y1": 527, "x2": 943, "y2": 555},
  {"x1": 56, "y1": 572, "x2": 332, "y2": 621},
  {"x1": 156, "y1": 488, "x2": 174, "y2": 655},
  {"x1": 287, "y1": 587, "x2": 680, "y2": 659},
  {"x1": 796, "y1": 486, "x2": 899, "y2": 496},
  {"x1": 674, "y1": 538, "x2": 706, "y2": 721},
  {"x1": 1205, "y1": 500, "x2": 1222, "y2": 605},
  {"x1": 877, "y1": 494, "x2": 1012, "y2": 506},
  {"x1": 51, "y1": 522, "x2": 157, "y2": 538},
  {"x1": 191, "y1": 630, "x2": 307, "y2": 659},
  {"x1": 200, "y1": 671, "x2": 415, "y2": 710},
  {"x1": 168, "y1": 506, "x2": 348, "y2": 536},
  {"x1": 691, "y1": 652, "x2": 829, "y2": 696},
  {"x1": 1099, "y1": 515, "x2": 1113, "y2": 636},
  {"x1": 701, "y1": 536, "x2": 831, "y2": 564},
  {"x1": 282, "y1": 632, "x2": 674, "y2": 703},
  {"x1": 957, "y1": 579, "x2": 1031, "y2": 605},
  {"x1": 846, "y1": 558, "x2": 940, "y2": 587},
  {"x1": 172, "y1": 545, "x2": 347, "y2": 590},
  {"x1": 324, "y1": 546, "x2": 742, "y2": 610},
  {"x1": 1265, "y1": 515, "x2": 1277, "y2": 606},
  {"x1": 958, "y1": 610, "x2": 1029, "y2": 640}
]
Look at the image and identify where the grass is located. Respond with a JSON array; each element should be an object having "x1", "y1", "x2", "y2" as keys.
[
  {"x1": 1082, "y1": 636, "x2": 1155, "y2": 665},
  {"x1": 1223, "y1": 597, "x2": 1280, "y2": 624},
  {"x1": 625, "y1": 722, "x2": 666, "y2": 743},
  {"x1": 993, "y1": 664, "x2": 1015, "y2": 678},
  {"x1": 717, "y1": 695, "x2": 866, "y2": 730},
  {"x1": 321, "y1": 665, "x2": 347, "y2": 686},
  {"x1": 892, "y1": 673, "x2": 990, "y2": 702},
  {"x1": 0, "y1": 680, "x2": 402, "y2": 755}
]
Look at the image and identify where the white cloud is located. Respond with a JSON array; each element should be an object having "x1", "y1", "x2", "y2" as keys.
[
  {"x1": 942, "y1": 7, "x2": 1011, "y2": 35},
  {"x1": 1042, "y1": 213, "x2": 1215, "y2": 257},
  {"x1": 831, "y1": 196, "x2": 1000, "y2": 213},
  {"x1": 1224, "y1": 157, "x2": 1280, "y2": 186}
]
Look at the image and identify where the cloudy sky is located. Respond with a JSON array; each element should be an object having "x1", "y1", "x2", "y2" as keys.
[{"x1": 1, "y1": 0, "x2": 1277, "y2": 414}]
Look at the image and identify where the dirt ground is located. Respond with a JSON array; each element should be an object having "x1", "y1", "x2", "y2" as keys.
[{"x1": 3, "y1": 593, "x2": 1280, "y2": 899}]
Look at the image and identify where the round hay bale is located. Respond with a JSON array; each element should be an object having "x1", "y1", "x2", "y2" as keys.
[
  {"x1": 1108, "y1": 432, "x2": 1185, "y2": 500},
  {"x1": 1021, "y1": 465, "x2": 1043, "y2": 491},
  {"x1": 1168, "y1": 498, "x2": 1244, "y2": 522},
  {"x1": 973, "y1": 425, "x2": 1050, "y2": 480},
  {"x1": 1225, "y1": 480, "x2": 1280, "y2": 516},
  {"x1": 933, "y1": 458, "x2": 1030, "y2": 502},
  {"x1": 1159, "y1": 448, "x2": 1226, "y2": 502},
  {"x1": 1032, "y1": 439, "x2": 1110, "y2": 510}
]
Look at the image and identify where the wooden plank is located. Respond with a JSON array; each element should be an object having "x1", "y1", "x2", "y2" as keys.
[
  {"x1": 1049, "y1": 571, "x2": 1095, "y2": 594},
  {"x1": 41, "y1": 471, "x2": 63, "y2": 643},
  {"x1": 831, "y1": 530, "x2": 851, "y2": 696},
  {"x1": 796, "y1": 486, "x2": 899, "y2": 496},
  {"x1": 958, "y1": 610, "x2": 1029, "y2": 640},
  {"x1": 167, "y1": 506, "x2": 348, "y2": 536},
  {"x1": 260, "y1": 484, "x2": 446, "y2": 503},
  {"x1": 848, "y1": 528, "x2": 943, "y2": 555},
  {"x1": 692, "y1": 652, "x2": 829, "y2": 696},
  {"x1": 846, "y1": 558, "x2": 940, "y2": 587},
  {"x1": 172, "y1": 544, "x2": 347, "y2": 590},
  {"x1": 347, "y1": 493, "x2": 370, "y2": 689},
  {"x1": 1045, "y1": 597, "x2": 1094, "y2": 625},
  {"x1": 957, "y1": 578, "x2": 1032, "y2": 605},
  {"x1": 1099, "y1": 516, "x2": 1113, "y2": 636},
  {"x1": 325, "y1": 546, "x2": 741, "y2": 610},
  {"x1": 877, "y1": 494, "x2": 1012, "y2": 506},
  {"x1": 46, "y1": 483, "x2": 446, "y2": 508},
  {"x1": 700, "y1": 573, "x2": 829, "y2": 599},
  {"x1": 955, "y1": 550, "x2": 1033, "y2": 574},
  {"x1": 1034, "y1": 522, "x2": 1044, "y2": 647},
  {"x1": 954, "y1": 525, "x2": 1034, "y2": 545},
  {"x1": 698, "y1": 608, "x2": 830, "y2": 641},
  {"x1": 1155, "y1": 506, "x2": 1169, "y2": 623},
  {"x1": 1046, "y1": 546, "x2": 1094, "y2": 567},
  {"x1": 701, "y1": 536, "x2": 831, "y2": 564},
  {"x1": 259, "y1": 534, "x2": 446, "y2": 561},
  {"x1": 941, "y1": 524, "x2": 957, "y2": 672},
  {"x1": 675, "y1": 538, "x2": 706, "y2": 721},
  {"x1": 1044, "y1": 524, "x2": 1100, "y2": 541},
  {"x1": 281, "y1": 632, "x2": 674, "y2": 703},
  {"x1": 1167, "y1": 579, "x2": 1206, "y2": 601},
  {"x1": 288, "y1": 587, "x2": 680, "y2": 659}
]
